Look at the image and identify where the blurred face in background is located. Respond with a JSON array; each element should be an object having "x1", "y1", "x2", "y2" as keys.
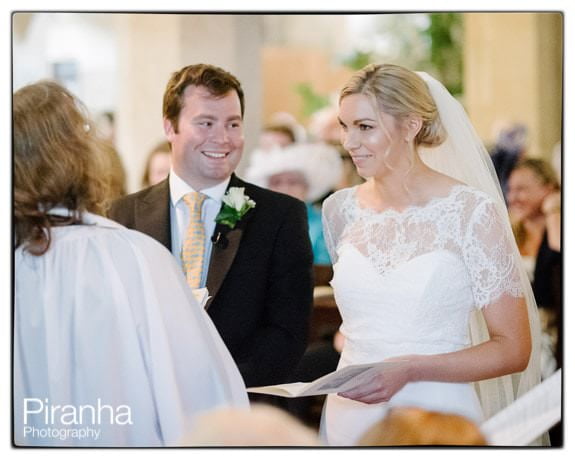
[
  {"x1": 507, "y1": 167, "x2": 555, "y2": 221},
  {"x1": 259, "y1": 130, "x2": 294, "y2": 152},
  {"x1": 267, "y1": 170, "x2": 308, "y2": 202},
  {"x1": 148, "y1": 150, "x2": 171, "y2": 186},
  {"x1": 165, "y1": 85, "x2": 244, "y2": 190}
]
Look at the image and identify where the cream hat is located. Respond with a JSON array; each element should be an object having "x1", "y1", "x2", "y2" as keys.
[{"x1": 245, "y1": 143, "x2": 343, "y2": 202}]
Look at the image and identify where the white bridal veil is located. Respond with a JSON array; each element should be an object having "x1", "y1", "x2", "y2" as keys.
[{"x1": 416, "y1": 72, "x2": 546, "y2": 444}]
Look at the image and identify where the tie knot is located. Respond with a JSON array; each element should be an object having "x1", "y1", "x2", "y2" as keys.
[{"x1": 183, "y1": 192, "x2": 207, "y2": 213}]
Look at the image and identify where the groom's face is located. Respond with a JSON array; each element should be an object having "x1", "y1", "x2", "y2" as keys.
[{"x1": 165, "y1": 85, "x2": 244, "y2": 190}]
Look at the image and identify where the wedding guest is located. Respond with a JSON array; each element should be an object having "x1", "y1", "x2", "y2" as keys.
[
  {"x1": 13, "y1": 81, "x2": 248, "y2": 447},
  {"x1": 308, "y1": 105, "x2": 364, "y2": 190},
  {"x1": 308, "y1": 106, "x2": 342, "y2": 145},
  {"x1": 542, "y1": 142, "x2": 564, "y2": 447},
  {"x1": 320, "y1": 64, "x2": 543, "y2": 446},
  {"x1": 102, "y1": 141, "x2": 127, "y2": 200},
  {"x1": 141, "y1": 140, "x2": 172, "y2": 188},
  {"x1": 507, "y1": 158, "x2": 562, "y2": 375},
  {"x1": 489, "y1": 122, "x2": 528, "y2": 200},
  {"x1": 94, "y1": 111, "x2": 126, "y2": 199},
  {"x1": 244, "y1": 122, "x2": 297, "y2": 193},
  {"x1": 257, "y1": 123, "x2": 296, "y2": 152},
  {"x1": 180, "y1": 404, "x2": 320, "y2": 446},
  {"x1": 550, "y1": 141, "x2": 561, "y2": 185},
  {"x1": 245, "y1": 142, "x2": 343, "y2": 265},
  {"x1": 109, "y1": 64, "x2": 314, "y2": 388},
  {"x1": 267, "y1": 110, "x2": 307, "y2": 143},
  {"x1": 357, "y1": 407, "x2": 487, "y2": 446},
  {"x1": 95, "y1": 110, "x2": 116, "y2": 146},
  {"x1": 243, "y1": 142, "x2": 344, "y2": 423}
]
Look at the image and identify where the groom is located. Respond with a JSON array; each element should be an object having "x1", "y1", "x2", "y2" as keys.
[{"x1": 109, "y1": 64, "x2": 314, "y2": 388}]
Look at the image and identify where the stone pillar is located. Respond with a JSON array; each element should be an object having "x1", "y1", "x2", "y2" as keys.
[
  {"x1": 114, "y1": 14, "x2": 182, "y2": 192},
  {"x1": 115, "y1": 14, "x2": 263, "y2": 192},
  {"x1": 178, "y1": 14, "x2": 263, "y2": 174},
  {"x1": 463, "y1": 12, "x2": 562, "y2": 160}
]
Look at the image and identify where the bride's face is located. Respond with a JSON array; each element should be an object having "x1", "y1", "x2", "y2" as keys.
[{"x1": 338, "y1": 93, "x2": 403, "y2": 178}]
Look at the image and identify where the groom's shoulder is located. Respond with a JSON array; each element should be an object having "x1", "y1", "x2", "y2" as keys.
[
  {"x1": 109, "y1": 179, "x2": 169, "y2": 219},
  {"x1": 122, "y1": 179, "x2": 169, "y2": 204}
]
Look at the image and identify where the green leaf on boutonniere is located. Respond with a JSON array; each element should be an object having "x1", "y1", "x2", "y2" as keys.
[{"x1": 215, "y1": 187, "x2": 256, "y2": 229}]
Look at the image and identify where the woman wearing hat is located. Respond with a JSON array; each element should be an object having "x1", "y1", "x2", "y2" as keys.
[{"x1": 246, "y1": 143, "x2": 343, "y2": 265}]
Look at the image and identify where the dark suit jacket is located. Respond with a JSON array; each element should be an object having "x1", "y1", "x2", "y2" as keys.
[{"x1": 108, "y1": 174, "x2": 314, "y2": 387}]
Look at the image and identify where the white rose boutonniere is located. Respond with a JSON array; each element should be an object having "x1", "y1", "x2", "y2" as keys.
[{"x1": 215, "y1": 187, "x2": 256, "y2": 229}]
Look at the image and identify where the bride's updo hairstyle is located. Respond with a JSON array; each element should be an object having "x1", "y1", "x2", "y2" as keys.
[{"x1": 339, "y1": 63, "x2": 446, "y2": 148}]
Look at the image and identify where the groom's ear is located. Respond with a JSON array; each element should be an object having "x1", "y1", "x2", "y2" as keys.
[{"x1": 164, "y1": 117, "x2": 176, "y2": 140}]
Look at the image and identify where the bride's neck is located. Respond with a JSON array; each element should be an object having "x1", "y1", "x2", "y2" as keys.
[{"x1": 369, "y1": 154, "x2": 432, "y2": 201}]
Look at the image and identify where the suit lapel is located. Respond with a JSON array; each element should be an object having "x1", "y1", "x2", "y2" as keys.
[
  {"x1": 205, "y1": 175, "x2": 253, "y2": 308},
  {"x1": 136, "y1": 179, "x2": 172, "y2": 250}
]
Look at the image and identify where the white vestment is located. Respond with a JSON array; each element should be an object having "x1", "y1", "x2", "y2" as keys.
[{"x1": 14, "y1": 211, "x2": 248, "y2": 446}]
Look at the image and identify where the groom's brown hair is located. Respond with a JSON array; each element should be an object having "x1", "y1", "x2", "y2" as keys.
[{"x1": 163, "y1": 63, "x2": 245, "y2": 133}]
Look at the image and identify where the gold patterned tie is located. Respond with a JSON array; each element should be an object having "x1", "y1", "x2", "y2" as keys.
[{"x1": 181, "y1": 192, "x2": 208, "y2": 289}]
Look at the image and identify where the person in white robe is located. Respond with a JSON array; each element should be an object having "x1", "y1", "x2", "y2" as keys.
[{"x1": 13, "y1": 80, "x2": 248, "y2": 447}]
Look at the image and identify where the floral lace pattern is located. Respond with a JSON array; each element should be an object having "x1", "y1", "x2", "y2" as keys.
[{"x1": 322, "y1": 184, "x2": 523, "y2": 309}]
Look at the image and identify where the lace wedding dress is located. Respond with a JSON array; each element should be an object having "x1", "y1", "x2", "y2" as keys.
[{"x1": 320, "y1": 184, "x2": 524, "y2": 446}]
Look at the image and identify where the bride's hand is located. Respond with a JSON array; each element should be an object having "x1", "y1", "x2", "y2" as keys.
[{"x1": 337, "y1": 356, "x2": 417, "y2": 404}]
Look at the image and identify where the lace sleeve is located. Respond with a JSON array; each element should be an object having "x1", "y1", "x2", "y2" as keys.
[
  {"x1": 321, "y1": 189, "x2": 352, "y2": 265},
  {"x1": 321, "y1": 204, "x2": 335, "y2": 264},
  {"x1": 462, "y1": 197, "x2": 524, "y2": 309}
]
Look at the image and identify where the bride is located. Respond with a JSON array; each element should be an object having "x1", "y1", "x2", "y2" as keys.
[{"x1": 320, "y1": 64, "x2": 543, "y2": 446}]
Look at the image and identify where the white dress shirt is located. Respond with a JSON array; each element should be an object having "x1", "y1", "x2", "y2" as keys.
[
  {"x1": 169, "y1": 170, "x2": 230, "y2": 288},
  {"x1": 14, "y1": 209, "x2": 248, "y2": 446}
]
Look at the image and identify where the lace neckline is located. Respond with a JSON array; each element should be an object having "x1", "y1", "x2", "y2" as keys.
[{"x1": 350, "y1": 183, "x2": 469, "y2": 217}]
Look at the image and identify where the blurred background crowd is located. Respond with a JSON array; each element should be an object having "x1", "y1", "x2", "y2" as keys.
[{"x1": 12, "y1": 11, "x2": 563, "y2": 446}]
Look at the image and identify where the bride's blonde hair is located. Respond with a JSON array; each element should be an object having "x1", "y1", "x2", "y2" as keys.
[{"x1": 339, "y1": 63, "x2": 446, "y2": 148}]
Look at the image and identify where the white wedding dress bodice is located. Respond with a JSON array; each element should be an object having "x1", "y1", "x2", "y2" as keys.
[{"x1": 320, "y1": 184, "x2": 523, "y2": 446}]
